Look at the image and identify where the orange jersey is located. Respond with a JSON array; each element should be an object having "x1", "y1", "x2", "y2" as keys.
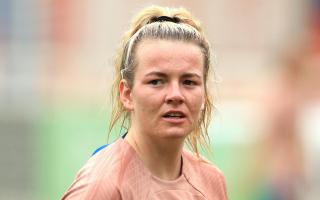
[{"x1": 62, "y1": 138, "x2": 228, "y2": 200}]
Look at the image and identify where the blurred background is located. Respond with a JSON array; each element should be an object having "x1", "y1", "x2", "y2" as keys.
[{"x1": 1, "y1": 0, "x2": 319, "y2": 199}]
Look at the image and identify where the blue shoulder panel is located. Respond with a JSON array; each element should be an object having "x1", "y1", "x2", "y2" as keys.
[{"x1": 91, "y1": 144, "x2": 109, "y2": 156}]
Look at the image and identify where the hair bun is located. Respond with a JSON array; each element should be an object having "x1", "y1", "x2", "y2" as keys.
[{"x1": 149, "y1": 16, "x2": 180, "y2": 24}]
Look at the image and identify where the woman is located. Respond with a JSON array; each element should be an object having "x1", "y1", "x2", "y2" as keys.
[{"x1": 62, "y1": 6, "x2": 228, "y2": 200}]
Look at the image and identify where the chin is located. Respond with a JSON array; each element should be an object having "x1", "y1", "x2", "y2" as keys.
[{"x1": 160, "y1": 127, "x2": 191, "y2": 139}]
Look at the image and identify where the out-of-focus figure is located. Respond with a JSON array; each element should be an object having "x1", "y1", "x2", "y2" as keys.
[{"x1": 255, "y1": 1, "x2": 320, "y2": 199}]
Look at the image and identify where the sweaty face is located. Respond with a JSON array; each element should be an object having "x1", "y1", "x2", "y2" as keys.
[{"x1": 122, "y1": 39, "x2": 205, "y2": 140}]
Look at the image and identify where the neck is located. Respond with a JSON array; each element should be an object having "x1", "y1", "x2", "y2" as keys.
[{"x1": 125, "y1": 128, "x2": 184, "y2": 180}]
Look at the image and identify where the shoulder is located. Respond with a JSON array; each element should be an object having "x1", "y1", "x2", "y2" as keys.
[
  {"x1": 61, "y1": 140, "x2": 125, "y2": 200},
  {"x1": 183, "y1": 150, "x2": 228, "y2": 200}
]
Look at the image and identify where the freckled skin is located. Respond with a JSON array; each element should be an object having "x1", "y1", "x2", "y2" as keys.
[{"x1": 125, "y1": 39, "x2": 205, "y2": 141}]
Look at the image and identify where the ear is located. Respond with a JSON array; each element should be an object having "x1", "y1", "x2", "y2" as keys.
[{"x1": 119, "y1": 79, "x2": 134, "y2": 111}]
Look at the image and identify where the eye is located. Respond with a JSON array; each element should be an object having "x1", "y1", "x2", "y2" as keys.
[
  {"x1": 183, "y1": 80, "x2": 196, "y2": 86},
  {"x1": 148, "y1": 79, "x2": 163, "y2": 85}
]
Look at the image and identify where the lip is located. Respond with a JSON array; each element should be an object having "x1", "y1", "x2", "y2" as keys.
[{"x1": 161, "y1": 110, "x2": 187, "y2": 124}]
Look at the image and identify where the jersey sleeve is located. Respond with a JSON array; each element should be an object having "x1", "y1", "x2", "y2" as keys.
[
  {"x1": 61, "y1": 159, "x2": 121, "y2": 200},
  {"x1": 217, "y1": 170, "x2": 228, "y2": 200}
]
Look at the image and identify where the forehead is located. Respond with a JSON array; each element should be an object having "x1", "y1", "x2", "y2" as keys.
[{"x1": 134, "y1": 39, "x2": 204, "y2": 73}]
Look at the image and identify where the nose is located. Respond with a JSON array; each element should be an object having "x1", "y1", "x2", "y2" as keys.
[{"x1": 165, "y1": 82, "x2": 185, "y2": 105}]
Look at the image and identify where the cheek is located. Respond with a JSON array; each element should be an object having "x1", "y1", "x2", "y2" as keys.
[
  {"x1": 189, "y1": 91, "x2": 205, "y2": 114},
  {"x1": 132, "y1": 90, "x2": 162, "y2": 114},
  {"x1": 193, "y1": 97, "x2": 204, "y2": 112}
]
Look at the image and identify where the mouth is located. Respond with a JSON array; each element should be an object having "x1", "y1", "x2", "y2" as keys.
[{"x1": 162, "y1": 111, "x2": 186, "y2": 119}]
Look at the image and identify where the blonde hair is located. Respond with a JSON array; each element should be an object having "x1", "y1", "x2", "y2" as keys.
[{"x1": 109, "y1": 5, "x2": 214, "y2": 156}]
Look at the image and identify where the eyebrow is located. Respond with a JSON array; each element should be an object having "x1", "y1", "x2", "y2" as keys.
[
  {"x1": 145, "y1": 71, "x2": 202, "y2": 79},
  {"x1": 145, "y1": 71, "x2": 167, "y2": 78},
  {"x1": 182, "y1": 73, "x2": 202, "y2": 79}
]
